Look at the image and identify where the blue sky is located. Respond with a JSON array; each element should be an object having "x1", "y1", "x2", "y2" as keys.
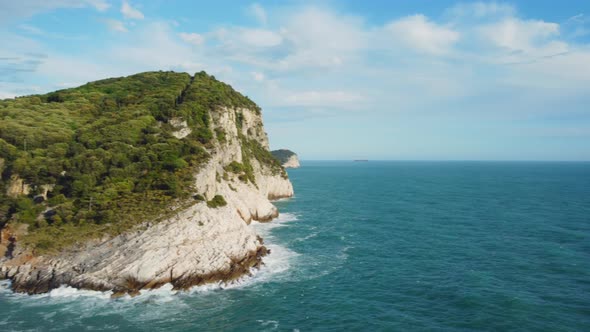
[{"x1": 1, "y1": 1, "x2": 590, "y2": 160}]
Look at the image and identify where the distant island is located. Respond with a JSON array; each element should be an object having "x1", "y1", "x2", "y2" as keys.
[
  {"x1": 354, "y1": 160, "x2": 369, "y2": 162},
  {"x1": 271, "y1": 149, "x2": 300, "y2": 168}
]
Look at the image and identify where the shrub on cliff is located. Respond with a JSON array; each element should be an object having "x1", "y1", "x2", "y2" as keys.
[
  {"x1": 206, "y1": 195, "x2": 227, "y2": 208},
  {"x1": 224, "y1": 161, "x2": 246, "y2": 174}
]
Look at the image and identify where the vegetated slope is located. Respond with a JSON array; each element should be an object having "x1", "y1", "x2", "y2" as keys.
[{"x1": 0, "y1": 71, "x2": 281, "y2": 253}]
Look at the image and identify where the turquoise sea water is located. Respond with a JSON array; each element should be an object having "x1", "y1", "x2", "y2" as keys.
[{"x1": 1, "y1": 161, "x2": 589, "y2": 331}]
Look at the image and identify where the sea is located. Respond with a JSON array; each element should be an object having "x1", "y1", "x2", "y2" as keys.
[{"x1": 1, "y1": 161, "x2": 589, "y2": 331}]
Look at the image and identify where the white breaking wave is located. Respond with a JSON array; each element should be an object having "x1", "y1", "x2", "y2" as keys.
[
  {"x1": 0, "y1": 280, "x2": 10, "y2": 290},
  {"x1": 257, "y1": 319, "x2": 280, "y2": 330},
  {"x1": 252, "y1": 212, "x2": 299, "y2": 237},
  {"x1": 271, "y1": 196, "x2": 295, "y2": 202},
  {"x1": 44, "y1": 286, "x2": 113, "y2": 300},
  {"x1": 293, "y1": 230, "x2": 318, "y2": 242}
]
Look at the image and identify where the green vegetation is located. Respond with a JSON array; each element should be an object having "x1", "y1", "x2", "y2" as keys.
[
  {"x1": 224, "y1": 161, "x2": 245, "y2": 174},
  {"x1": 224, "y1": 160, "x2": 253, "y2": 183},
  {"x1": 192, "y1": 194, "x2": 205, "y2": 201},
  {"x1": 206, "y1": 195, "x2": 227, "y2": 208},
  {"x1": 214, "y1": 128, "x2": 227, "y2": 143},
  {"x1": 0, "y1": 71, "x2": 265, "y2": 253}
]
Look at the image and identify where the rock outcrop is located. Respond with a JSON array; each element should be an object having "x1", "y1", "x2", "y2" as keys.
[
  {"x1": 6, "y1": 175, "x2": 31, "y2": 198},
  {"x1": 271, "y1": 149, "x2": 300, "y2": 168},
  {"x1": 0, "y1": 81, "x2": 293, "y2": 295}
]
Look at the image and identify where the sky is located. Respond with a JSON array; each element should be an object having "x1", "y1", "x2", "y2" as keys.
[{"x1": 1, "y1": 0, "x2": 590, "y2": 160}]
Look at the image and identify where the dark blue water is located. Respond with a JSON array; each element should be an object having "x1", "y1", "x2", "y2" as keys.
[{"x1": 1, "y1": 161, "x2": 589, "y2": 331}]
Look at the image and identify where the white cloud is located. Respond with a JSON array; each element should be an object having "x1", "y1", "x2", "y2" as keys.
[
  {"x1": 17, "y1": 24, "x2": 87, "y2": 41},
  {"x1": 446, "y1": 2, "x2": 515, "y2": 18},
  {"x1": 480, "y1": 18, "x2": 559, "y2": 52},
  {"x1": 283, "y1": 90, "x2": 365, "y2": 107},
  {"x1": 197, "y1": 7, "x2": 369, "y2": 75},
  {"x1": 568, "y1": 13, "x2": 585, "y2": 24},
  {"x1": 106, "y1": 22, "x2": 195, "y2": 71},
  {"x1": 565, "y1": 13, "x2": 590, "y2": 38},
  {"x1": 0, "y1": 0, "x2": 110, "y2": 22},
  {"x1": 105, "y1": 19, "x2": 128, "y2": 32},
  {"x1": 242, "y1": 7, "x2": 367, "y2": 72},
  {"x1": 86, "y1": 0, "x2": 109, "y2": 11},
  {"x1": 239, "y1": 28, "x2": 282, "y2": 47},
  {"x1": 19, "y1": 24, "x2": 44, "y2": 35},
  {"x1": 284, "y1": 7, "x2": 367, "y2": 53},
  {"x1": 179, "y1": 32, "x2": 205, "y2": 46},
  {"x1": 506, "y1": 48, "x2": 590, "y2": 88},
  {"x1": 121, "y1": 1, "x2": 144, "y2": 20},
  {"x1": 248, "y1": 3, "x2": 267, "y2": 25},
  {"x1": 385, "y1": 15, "x2": 459, "y2": 55},
  {"x1": 211, "y1": 27, "x2": 284, "y2": 59}
]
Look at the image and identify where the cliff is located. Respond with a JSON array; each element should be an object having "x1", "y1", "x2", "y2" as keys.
[
  {"x1": 0, "y1": 71, "x2": 293, "y2": 295},
  {"x1": 271, "y1": 149, "x2": 300, "y2": 169}
]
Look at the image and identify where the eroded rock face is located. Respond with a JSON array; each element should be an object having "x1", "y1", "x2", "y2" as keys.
[
  {"x1": 197, "y1": 107, "x2": 293, "y2": 222},
  {"x1": 0, "y1": 106, "x2": 293, "y2": 295},
  {"x1": 170, "y1": 117, "x2": 192, "y2": 139}
]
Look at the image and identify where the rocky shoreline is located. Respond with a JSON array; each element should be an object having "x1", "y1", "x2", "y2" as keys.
[{"x1": 4, "y1": 245, "x2": 270, "y2": 297}]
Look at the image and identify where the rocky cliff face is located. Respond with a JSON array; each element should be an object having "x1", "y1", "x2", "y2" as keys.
[{"x1": 0, "y1": 90, "x2": 293, "y2": 295}]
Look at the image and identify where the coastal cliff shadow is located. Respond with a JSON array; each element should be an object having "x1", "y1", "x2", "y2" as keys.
[{"x1": 5, "y1": 236, "x2": 16, "y2": 259}]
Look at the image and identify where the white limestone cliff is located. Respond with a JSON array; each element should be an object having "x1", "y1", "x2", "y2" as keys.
[{"x1": 0, "y1": 106, "x2": 293, "y2": 295}]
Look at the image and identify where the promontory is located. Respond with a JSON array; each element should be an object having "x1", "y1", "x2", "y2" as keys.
[
  {"x1": 271, "y1": 149, "x2": 300, "y2": 168},
  {"x1": 0, "y1": 71, "x2": 293, "y2": 295}
]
